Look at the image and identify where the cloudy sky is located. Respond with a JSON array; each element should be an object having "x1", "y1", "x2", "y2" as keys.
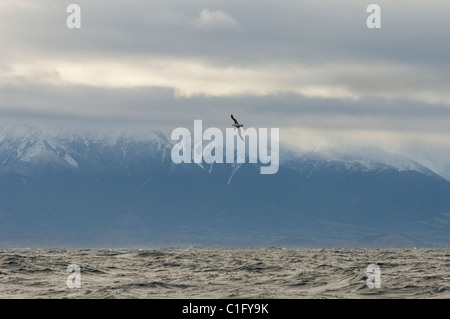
[{"x1": 1, "y1": 0, "x2": 450, "y2": 174}]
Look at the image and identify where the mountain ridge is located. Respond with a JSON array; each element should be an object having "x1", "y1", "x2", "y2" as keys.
[{"x1": 1, "y1": 124, "x2": 450, "y2": 248}]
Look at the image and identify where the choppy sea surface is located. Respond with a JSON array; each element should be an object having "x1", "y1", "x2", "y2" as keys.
[{"x1": 1, "y1": 248, "x2": 449, "y2": 299}]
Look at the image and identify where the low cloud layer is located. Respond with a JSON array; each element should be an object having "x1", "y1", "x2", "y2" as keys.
[{"x1": 1, "y1": 0, "x2": 450, "y2": 177}]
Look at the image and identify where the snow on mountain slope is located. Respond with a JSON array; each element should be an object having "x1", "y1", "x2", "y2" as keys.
[
  {"x1": 0, "y1": 124, "x2": 445, "y2": 181},
  {"x1": 0, "y1": 124, "x2": 172, "y2": 173},
  {"x1": 281, "y1": 145, "x2": 442, "y2": 179}
]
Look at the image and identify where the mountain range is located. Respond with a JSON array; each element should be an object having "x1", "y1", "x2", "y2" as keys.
[{"x1": 1, "y1": 124, "x2": 450, "y2": 248}]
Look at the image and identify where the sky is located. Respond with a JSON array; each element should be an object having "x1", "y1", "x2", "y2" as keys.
[{"x1": 1, "y1": 0, "x2": 450, "y2": 176}]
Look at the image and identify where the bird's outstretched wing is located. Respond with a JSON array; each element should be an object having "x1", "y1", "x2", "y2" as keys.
[
  {"x1": 231, "y1": 114, "x2": 238, "y2": 124},
  {"x1": 237, "y1": 127, "x2": 244, "y2": 140}
]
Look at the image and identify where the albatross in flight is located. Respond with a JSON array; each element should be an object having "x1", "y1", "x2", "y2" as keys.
[{"x1": 231, "y1": 114, "x2": 244, "y2": 140}]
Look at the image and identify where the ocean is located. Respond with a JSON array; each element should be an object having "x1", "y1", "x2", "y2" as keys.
[{"x1": 1, "y1": 248, "x2": 449, "y2": 299}]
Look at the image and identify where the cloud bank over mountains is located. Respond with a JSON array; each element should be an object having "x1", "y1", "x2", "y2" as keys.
[{"x1": 1, "y1": 0, "x2": 450, "y2": 177}]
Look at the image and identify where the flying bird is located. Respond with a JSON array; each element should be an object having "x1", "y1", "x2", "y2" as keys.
[{"x1": 231, "y1": 114, "x2": 244, "y2": 140}]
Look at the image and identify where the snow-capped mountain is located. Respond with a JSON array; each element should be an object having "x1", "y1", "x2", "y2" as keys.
[
  {"x1": 0, "y1": 124, "x2": 171, "y2": 172},
  {"x1": 0, "y1": 124, "x2": 441, "y2": 180},
  {"x1": 281, "y1": 146, "x2": 441, "y2": 179},
  {"x1": 1, "y1": 124, "x2": 450, "y2": 248}
]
